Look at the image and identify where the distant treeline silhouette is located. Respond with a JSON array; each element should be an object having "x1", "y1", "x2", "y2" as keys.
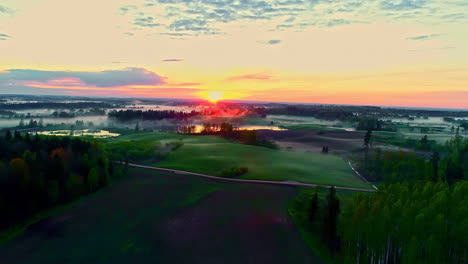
[
  {"x1": 108, "y1": 109, "x2": 200, "y2": 121},
  {"x1": 257, "y1": 105, "x2": 468, "y2": 119},
  {"x1": 0, "y1": 102, "x2": 114, "y2": 110}
]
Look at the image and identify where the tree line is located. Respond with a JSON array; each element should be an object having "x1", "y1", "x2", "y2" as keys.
[
  {"x1": 108, "y1": 109, "x2": 200, "y2": 121},
  {"x1": 0, "y1": 131, "x2": 124, "y2": 231},
  {"x1": 179, "y1": 122, "x2": 278, "y2": 149},
  {"x1": 0, "y1": 102, "x2": 114, "y2": 110},
  {"x1": 358, "y1": 135, "x2": 467, "y2": 183},
  {"x1": 340, "y1": 181, "x2": 467, "y2": 263}
]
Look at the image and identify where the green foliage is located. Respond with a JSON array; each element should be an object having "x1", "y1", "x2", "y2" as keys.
[
  {"x1": 289, "y1": 188, "x2": 357, "y2": 263},
  {"x1": 357, "y1": 136, "x2": 468, "y2": 183},
  {"x1": 0, "y1": 134, "x2": 118, "y2": 231},
  {"x1": 340, "y1": 181, "x2": 468, "y2": 264},
  {"x1": 363, "y1": 129, "x2": 372, "y2": 149},
  {"x1": 321, "y1": 187, "x2": 341, "y2": 252}
]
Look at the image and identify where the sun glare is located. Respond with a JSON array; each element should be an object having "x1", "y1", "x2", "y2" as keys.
[{"x1": 207, "y1": 91, "x2": 223, "y2": 103}]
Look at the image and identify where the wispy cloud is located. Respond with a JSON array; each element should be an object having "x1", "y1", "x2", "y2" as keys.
[
  {"x1": 0, "y1": 5, "x2": 14, "y2": 14},
  {"x1": 134, "y1": 16, "x2": 162, "y2": 27},
  {"x1": 121, "y1": 0, "x2": 468, "y2": 36},
  {"x1": 162, "y1": 59, "x2": 184, "y2": 62},
  {"x1": 0, "y1": 68, "x2": 165, "y2": 88},
  {"x1": 380, "y1": 0, "x2": 427, "y2": 11},
  {"x1": 228, "y1": 74, "x2": 274, "y2": 81},
  {"x1": 0, "y1": 33, "x2": 11, "y2": 40},
  {"x1": 267, "y1": 39, "x2": 282, "y2": 45},
  {"x1": 119, "y1": 5, "x2": 137, "y2": 15},
  {"x1": 407, "y1": 33, "x2": 440, "y2": 41}
]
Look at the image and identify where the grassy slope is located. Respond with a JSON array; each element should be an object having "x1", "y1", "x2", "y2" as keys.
[
  {"x1": 0, "y1": 168, "x2": 320, "y2": 264},
  {"x1": 157, "y1": 141, "x2": 371, "y2": 189},
  {"x1": 109, "y1": 132, "x2": 371, "y2": 189}
]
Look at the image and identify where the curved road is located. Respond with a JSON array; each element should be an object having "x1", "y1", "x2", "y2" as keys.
[{"x1": 127, "y1": 163, "x2": 376, "y2": 193}]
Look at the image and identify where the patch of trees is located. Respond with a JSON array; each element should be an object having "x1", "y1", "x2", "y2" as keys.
[
  {"x1": 355, "y1": 117, "x2": 396, "y2": 131},
  {"x1": 307, "y1": 187, "x2": 342, "y2": 253},
  {"x1": 77, "y1": 108, "x2": 106, "y2": 116},
  {"x1": 0, "y1": 110, "x2": 15, "y2": 117},
  {"x1": 108, "y1": 109, "x2": 200, "y2": 121},
  {"x1": 0, "y1": 131, "x2": 123, "y2": 231},
  {"x1": 357, "y1": 136, "x2": 467, "y2": 183},
  {"x1": 52, "y1": 111, "x2": 75, "y2": 118},
  {"x1": 264, "y1": 105, "x2": 354, "y2": 120},
  {"x1": 18, "y1": 118, "x2": 44, "y2": 129},
  {"x1": 180, "y1": 123, "x2": 279, "y2": 149},
  {"x1": 0, "y1": 102, "x2": 113, "y2": 110},
  {"x1": 340, "y1": 181, "x2": 467, "y2": 264}
]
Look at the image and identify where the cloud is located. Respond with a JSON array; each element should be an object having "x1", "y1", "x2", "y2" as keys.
[
  {"x1": 119, "y1": 5, "x2": 137, "y2": 15},
  {"x1": 0, "y1": 33, "x2": 11, "y2": 40},
  {"x1": 228, "y1": 74, "x2": 274, "y2": 81},
  {"x1": 0, "y1": 5, "x2": 13, "y2": 14},
  {"x1": 0, "y1": 68, "x2": 207, "y2": 98},
  {"x1": 380, "y1": 0, "x2": 427, "y2": 11},
  {"x1": 407, "y1": 34, "x2": 440, "y2": 41},
  {"x1": 126, "y1": 0, "x2": 314, "y2": 35},
  {"x1": 162, "y1": 59, "x2": 184, "y2": 62},
  {"x1": 123, "y1": 0, "x2": 467, "y2": 35},
  {"x1": 0, "y1": 68, "x2": 165, "y2": 88},
  {"x1": 267, "y1": 39, "x2": 282, "y2": 44},
  {"x1": 134, "y1": 16, "x2": 162, "y2": 27}
]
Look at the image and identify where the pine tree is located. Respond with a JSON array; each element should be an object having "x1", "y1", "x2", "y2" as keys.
[
  {"x1": 364, "y1": 129, "x2": 372, "y2": 150},
  {"x1": 430, "y1": 151, "x2": 440, "y2": 180},
  {"x1": 309, "y1": 192, "x2": 319, "y2": 226},
  {"x1": 5, "y1": 129, "x2": 12, "y2": 141},
  {"x1": 322, "y1": 186, "x2": 340, "y2": 251}
]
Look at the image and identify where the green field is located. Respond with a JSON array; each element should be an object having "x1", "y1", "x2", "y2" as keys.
[
  {"x1": 0, "y1": 169, "x2": 321, "y2": 264},
  {"x1": 107, "y1": 131, "x2": 372, "y2": 189}
]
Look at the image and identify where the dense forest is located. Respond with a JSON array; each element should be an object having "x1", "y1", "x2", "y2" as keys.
[
  {"x1": 108, "y1": 109, "x2": 200, "y2": 121},
  {"x1": 358, "y1": 136, "x2": 467, "y2": 183},
  {"x1": 0, "y1": 131, "x2": 123, "y2": 231},
  {"x1": 340, "y1": 181, "x2": 467, "y2": 264},
  {"x1": 293, "y1": 134, "x2": 468, "y2": 263}
]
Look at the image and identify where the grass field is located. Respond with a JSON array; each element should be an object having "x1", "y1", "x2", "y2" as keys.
[
  {"x1": 105, "y1": 131, "x2": 371, "y2": 189},
  {"x1": 0, "y1": 168, "x2": 321, "y2": 264}
]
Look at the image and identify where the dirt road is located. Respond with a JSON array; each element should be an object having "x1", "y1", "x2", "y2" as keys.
[{"x1": 127, "y1": 163, "x2": 376, "y2": 193}]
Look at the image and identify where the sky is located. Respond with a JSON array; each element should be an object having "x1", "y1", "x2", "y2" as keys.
[{"x1": 0, "y1": 0, "x2": 467, "y2": 108}]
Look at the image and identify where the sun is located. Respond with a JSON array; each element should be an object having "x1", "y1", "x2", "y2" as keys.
[{"x1": 207, "y1": 91, "x2": 223, "y2": 103}]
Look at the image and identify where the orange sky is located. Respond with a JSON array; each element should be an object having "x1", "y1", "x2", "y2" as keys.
[{"x1": 0, "y1": 0, "x2": 467, "y2": 108}]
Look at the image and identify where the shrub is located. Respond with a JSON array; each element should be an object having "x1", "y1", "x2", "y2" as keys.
[{"x1": 221, "y1": 166, "x2": 249, "y2": 178}]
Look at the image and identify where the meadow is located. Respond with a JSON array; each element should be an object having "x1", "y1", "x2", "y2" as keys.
[{"x1": 106, "y1": 132, "x2": 372, "y2": 189}]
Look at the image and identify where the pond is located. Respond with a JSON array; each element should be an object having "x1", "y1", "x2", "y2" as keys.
[{"x1": 35, "y1": 129, "x2": 120, "y2": 138}]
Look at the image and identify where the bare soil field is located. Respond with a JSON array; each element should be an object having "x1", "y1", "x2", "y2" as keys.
[
  {"x1": 259, "y1": 129, "x2": 364, "y2": 154},
  {"x1": 0, "y1": 168, "x2": 321, "y2": 264}
]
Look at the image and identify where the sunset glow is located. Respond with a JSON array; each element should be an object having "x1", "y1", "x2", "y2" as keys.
[
  {"x1": 206, "y1": 91, "x2": 223, "y2": 103},
  {"x1": 0, "y1": 0, "x2": 466, "y2": 108}
]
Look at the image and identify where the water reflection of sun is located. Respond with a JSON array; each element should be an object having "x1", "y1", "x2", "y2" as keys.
[{"x1": 206, "y1": 91, "x2": 223, "y2": 103}]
